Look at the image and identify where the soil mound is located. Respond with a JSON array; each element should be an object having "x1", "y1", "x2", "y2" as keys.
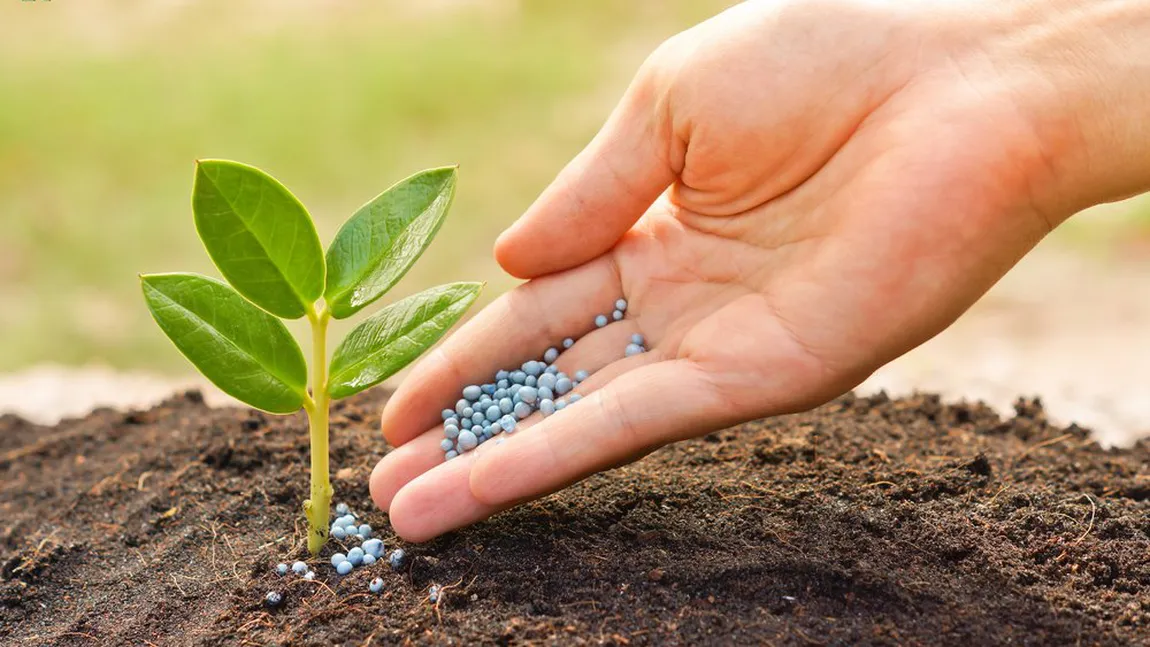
[{"x1": 1, "y1": 390, "x2": 1147, "y2": 645}]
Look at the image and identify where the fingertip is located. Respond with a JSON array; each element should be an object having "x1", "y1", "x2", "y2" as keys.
[
  {"x1": 368, "y1": 427, "x2": 446, "y2": 512},
  {"x1": 378, "y1": 349, "x2": 447, "y2": 447},
  {"x1": 390, "y1": 453, "x2": 510, "y2": 542},
  {"x1": 378, "y1": 405, "x2": 395, "y2": 448},
  {"x1": 493, "y1": 86, "x2": 672, "y2": 279},
  {"x1": 493, "y1": 226, "x2": 535, "y2": 279},
  {"x1": 387, "y1": 487, "x2": 436, "y2": 543},
  {"x1": 387, "y1": 463, "x2": 479, "y2": 543},
  {"x1": 379, "y1": 404, "x2": 405, "y2": 448},
  {"x1": 369, "y1": 456, "x2": 393, "y2": 512}
]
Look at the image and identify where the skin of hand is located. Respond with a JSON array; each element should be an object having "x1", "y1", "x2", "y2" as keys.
[{"x1": 371, "y1": 0, "x2": 1150, "y2": 541}]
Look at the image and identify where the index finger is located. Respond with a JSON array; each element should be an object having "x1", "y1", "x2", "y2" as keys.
[
  {"x1": 379, "y1": 253, "x2": 622, "y2": 448},
  {"x1": 386, "y1": 359, "x2": 730, "y2": 541}
]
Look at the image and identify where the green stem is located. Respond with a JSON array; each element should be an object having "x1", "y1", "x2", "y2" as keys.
[{"x1": 303, "y1": 303, "x2": 332, "y2": 555}]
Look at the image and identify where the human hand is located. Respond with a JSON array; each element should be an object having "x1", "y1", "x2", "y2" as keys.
[{"x1": 371, "y1": 0, "x2": 1150, "y2": 541}]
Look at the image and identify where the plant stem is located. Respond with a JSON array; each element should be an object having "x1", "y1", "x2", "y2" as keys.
[{"x1": 303, "y1": 303, "x2": 332, "y2": 555}]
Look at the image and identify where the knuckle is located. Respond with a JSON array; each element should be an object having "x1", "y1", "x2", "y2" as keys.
[
  {"x1": 597, "y1": 387, "x2": 643, "y2": 450},
  {"x1": 636, "y1": 31, "x2": 693, "y2": 96}
]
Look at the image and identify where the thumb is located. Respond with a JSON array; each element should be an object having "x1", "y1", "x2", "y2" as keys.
[{"x1": 494, "y1": 58, "x2": 678, "y2": 279}]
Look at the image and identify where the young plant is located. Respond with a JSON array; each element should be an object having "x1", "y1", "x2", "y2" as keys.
[{"x1": 141, "y1": 160, "x2": 481, "y2": 554}]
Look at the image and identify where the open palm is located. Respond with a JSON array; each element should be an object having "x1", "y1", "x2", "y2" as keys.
[{"x1": 370, "y1": 0, "x2": 1093, "y2": 541}]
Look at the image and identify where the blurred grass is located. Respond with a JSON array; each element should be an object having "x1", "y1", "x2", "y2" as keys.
[
  {"x1": 1060, "y1": 194, "x2": 1150, "y2": 251},
  {"x1": 0, "y1": 0, "x2": 729, "y2": 372}
]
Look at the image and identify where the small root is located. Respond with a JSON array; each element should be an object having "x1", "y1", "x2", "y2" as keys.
[
  {"x1": 1071, "y1": 494, "x2": 1096, "y2": 545},
  {"x1": 1015, "y1": 433, "x2": 1072, "y2": 462}
]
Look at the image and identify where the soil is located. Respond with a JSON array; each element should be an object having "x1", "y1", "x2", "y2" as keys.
[{"x1": 1, "y1": 389, "x2": 1148, "y2": 646}]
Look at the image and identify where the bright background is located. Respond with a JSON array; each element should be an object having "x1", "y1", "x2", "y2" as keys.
[{"x1": 2, "y1": 1, "x2": 1148, "y2": 441}]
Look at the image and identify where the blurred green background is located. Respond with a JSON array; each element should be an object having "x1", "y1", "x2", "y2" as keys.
[
  {"x1": 0, "y1": 0, "x2": 1146, "y2": 375},
  {"x1": 0, "y1": 0, "x2": 731, "y2": 372}
]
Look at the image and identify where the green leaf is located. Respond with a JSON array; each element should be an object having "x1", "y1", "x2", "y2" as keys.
[
  {"x1": 324, "y1": 166, "x2": 457, "y2": 319},
  {"x1": 193, "y1": 160, "x2": 325, "y2": 319},
  {"x1": 328, "y1": 282, "x2": 482, "y2": 400},
  {"x1": 141, "y1": 272, "x2": 308, "y2": 414}
]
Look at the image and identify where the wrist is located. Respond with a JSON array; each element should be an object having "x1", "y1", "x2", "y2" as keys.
[{"x1": 991, "y1": 0, "x2": 1150, "y2": 218}]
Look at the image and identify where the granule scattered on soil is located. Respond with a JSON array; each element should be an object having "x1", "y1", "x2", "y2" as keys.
[{"x1": 0, "y1": 388, "x2": 1147, "y2": 645}]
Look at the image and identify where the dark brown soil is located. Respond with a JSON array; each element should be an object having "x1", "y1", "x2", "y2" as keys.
[{"x1": 1, "y1": 389, "x2": 1148, "y2": 646}]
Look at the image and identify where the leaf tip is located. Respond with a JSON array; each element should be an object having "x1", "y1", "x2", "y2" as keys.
[
  {"x1": 192, "y1": 159, "x2": 210, "y2": 184},
  {"x1": 424, "y1": 164, "x2": 459, "y2": 182},
  {"x1": 193, "y1": 158, "x2": 235, "y2": 176}
]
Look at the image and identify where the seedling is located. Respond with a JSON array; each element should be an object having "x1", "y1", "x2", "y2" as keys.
[{"x1": 141, "y1": 160, "x2": 481, "y2": 554}]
